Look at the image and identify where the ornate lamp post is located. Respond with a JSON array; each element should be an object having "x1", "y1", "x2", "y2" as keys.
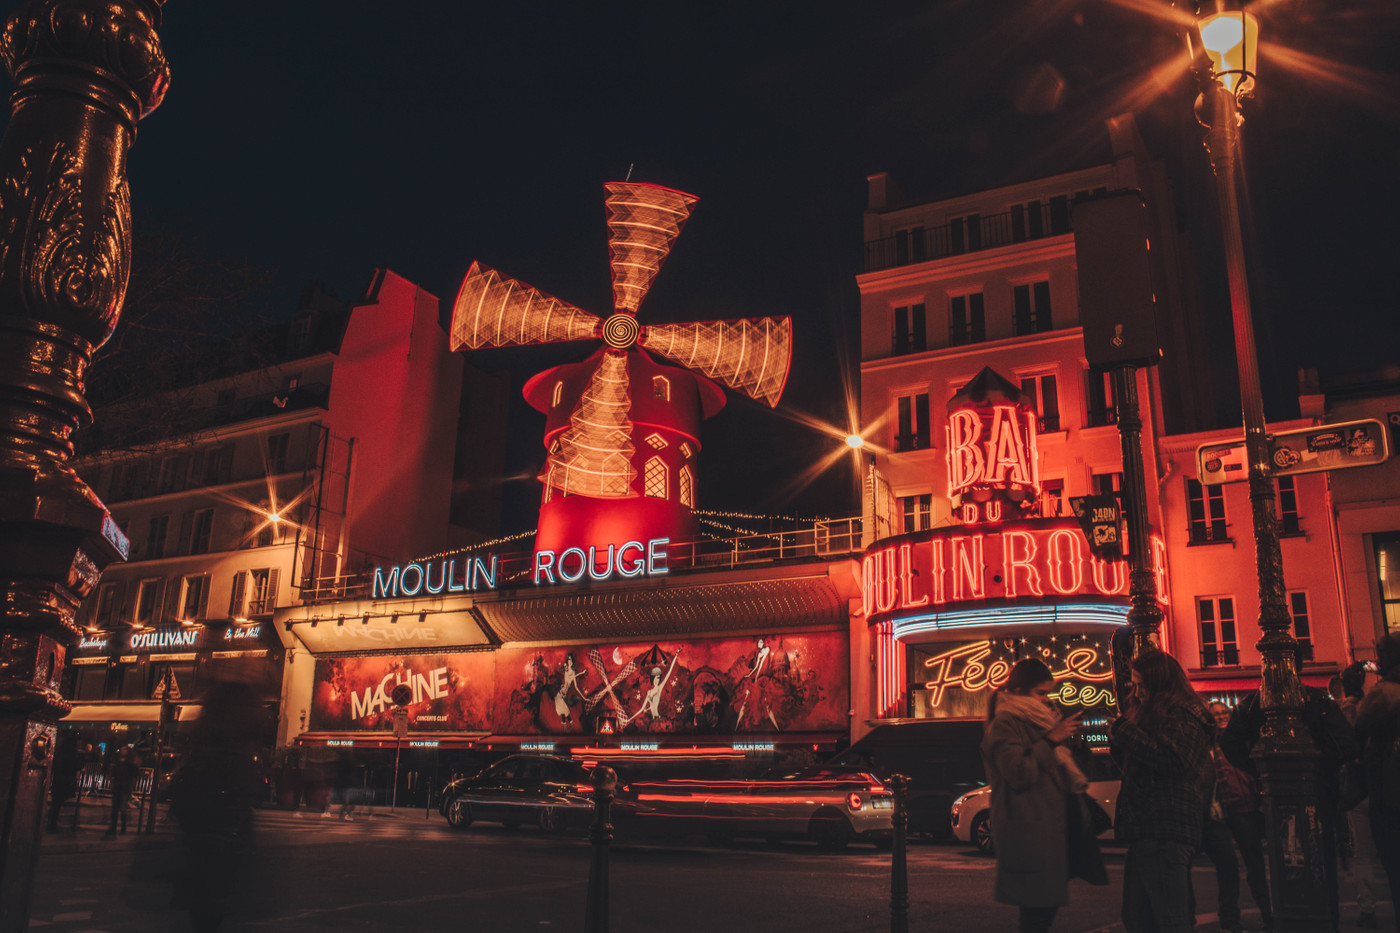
[
  {"x1": 1192, "y1": 4, "x2": 1328, "y2": 927},
  {"x1": 0, "y1": 1, "x2": 167, "y2": 928}
]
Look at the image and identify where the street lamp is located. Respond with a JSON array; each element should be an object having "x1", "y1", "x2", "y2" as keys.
[{"x1": 1193, "y1": 4, "x2": 1328, "y2": 928}]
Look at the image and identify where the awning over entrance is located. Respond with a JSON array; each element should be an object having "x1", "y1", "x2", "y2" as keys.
[
  {"x1": 474, "y1": 574, "x2": 849, "y2": 644},
  {"x1": 65, "y1": 703, "x2": 204, "y2": 724}
]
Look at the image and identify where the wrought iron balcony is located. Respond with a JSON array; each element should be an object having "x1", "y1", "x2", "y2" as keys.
[{"x1": 864, "y1": 202, "x2": 1071, "y2": 273}]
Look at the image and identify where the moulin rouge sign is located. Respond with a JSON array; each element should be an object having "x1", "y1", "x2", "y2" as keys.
[
  {"x1": 372, "y1": 539, "x2": 672, "y2": 599},
  {"x1": 862, "y1": 517, "x2": 1167, "y2": 622}
]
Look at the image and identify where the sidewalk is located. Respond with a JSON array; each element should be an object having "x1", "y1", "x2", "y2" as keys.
[{"x1": 1081, "y1": 901, "x2": 1395, "y2": 933}]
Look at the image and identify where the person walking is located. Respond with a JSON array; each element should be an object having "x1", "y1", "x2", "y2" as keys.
[
  {"x1": 1338, "y1": 661, "x2": 1382, "y2": 928},
  {"x1": 1354, "y1": 635, "x2": 1400, "y2": 932},
  {"x1": 1110, "y1": 650, "x2": 1214, "y2": 933},
  {"x1": 103, "y1": 746, "x2": 141, "y2": 839},
  {"x1": 44, "y1": 732, "x2": 80, "y2": 833},
  {"x1": 1203, "y1": 701, "x2": 1273, "y2": 932},
  {"x1": 981, "y1": 658, "x2": 1106, "y2": 933}
]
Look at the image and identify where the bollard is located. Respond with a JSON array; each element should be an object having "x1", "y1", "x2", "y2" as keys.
[
  {"x1": 584, "y1": 765, "x2": 618, "y2": 933},
  {"x1": 889, "y1": 773, "x2": 909, "y2": 933}
]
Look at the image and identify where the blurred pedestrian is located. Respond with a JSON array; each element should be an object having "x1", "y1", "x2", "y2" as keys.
[
  {"x1": 1354, "y1": 635, "x2": 1400, "y2": 932},
  {"x1": 45, "y1": 732, "x2": 80, "y2": 833},
  {"x1": 1224, "y1": 649, "x2": 1355, "y2": 932},
  {"x1": 166, "y1": 681, "x2": 264, "y2": 932},
  {"x1": 1110, "y1": 650, "x2": 1214, "y2": 933},
  {"x1": 1339, "y1": 661, "x2": 1382, "y2": 928},
  {"x1": 981, "y1": 658, "x2": 1106, "y2": 933},
  {"x1": 1201, "y1": 701, "x2": 1272, "y2": 932},
  {"x1": 103, "y1": 745, "x2": 141, "y2": 839}
]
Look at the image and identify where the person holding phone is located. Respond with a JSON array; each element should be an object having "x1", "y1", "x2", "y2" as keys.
[
  {"x1": 1110, "y1": 650, "x2": 1215, "y2": 933},
  {"x1": 981, "y1": 658, "x2": 1105, "y2": 933}
]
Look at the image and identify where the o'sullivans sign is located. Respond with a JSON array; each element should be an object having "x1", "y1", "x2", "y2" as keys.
[{"x1": 372, "y1": 537, "x2": 671, "y2": 599}]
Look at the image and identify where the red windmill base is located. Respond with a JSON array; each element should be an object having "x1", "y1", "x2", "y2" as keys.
[{"x1": 450, "y1": 183, "x2": 793, "y2": 559}]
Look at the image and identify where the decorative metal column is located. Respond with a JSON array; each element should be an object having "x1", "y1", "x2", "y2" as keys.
[
  {"x1": 1197, "y1": 59, "x2": 1328, "y2": 932},
  {"x1": 1110, "y1": 366, "x2": 1162, "y2": 701},
  {"x1": 0, "y1": 1, "x2": 167, "y2": 929},
  {"x1": 888, "y1": 773, "x2": 909, "y2": 933},
  {"x1": 584, "y1": 765, "x2": 617, "y2": 933}
]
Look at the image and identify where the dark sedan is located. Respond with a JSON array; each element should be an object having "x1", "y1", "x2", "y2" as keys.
[{"x1": 440, "y1": 754, "x2": 595, "y2": 833}]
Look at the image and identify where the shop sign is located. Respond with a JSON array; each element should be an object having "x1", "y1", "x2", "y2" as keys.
[
  {"x1": 861, "y1": 518, "x2": 1168, "y2": 622},
  {"x1": 77, "y1": 635, "x2": 109, "y2": 653},
  {"x1": 222, "y1": 625, "x2": 263, "y2": 642},
  {"x1": 129, "y1": 629, "x2": 200, "y2": 652}
]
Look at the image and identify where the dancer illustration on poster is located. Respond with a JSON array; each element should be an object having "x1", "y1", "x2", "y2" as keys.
[
  {"x1": 551, "y1": 653, "x2": 588, "y2": 725},
  {"x1": 620, "y1": 651, "x2": 681, "y2": 726},
  {"x1": 735, "y1": 636, "x2": 782, "y2": 732}
]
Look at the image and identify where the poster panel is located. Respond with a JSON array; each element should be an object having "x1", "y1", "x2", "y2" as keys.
[
  {"x1": 310, "y1": 652, "x2": 493, "y2": 732},
  {"x1": 493, "y1": 631, "x2": 849, "y2": 736}
]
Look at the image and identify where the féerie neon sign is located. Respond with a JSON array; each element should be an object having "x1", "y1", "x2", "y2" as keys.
[{"x1": 921, "y1": 638, "x2": 1115, "y2": 709}]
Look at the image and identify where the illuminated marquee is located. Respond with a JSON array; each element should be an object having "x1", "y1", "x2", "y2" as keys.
[
  {"x1": 943, "y1": 367, "x2": 1043, "y2": 521},
  {"x1": 373, "y1": 556, "x2": 499, "y2": 600},
  {"x1": 861, "y1": 518, "x2": 1167, "y2": 621},
  {"x1": 533, "y1": 537, "x2": 669, "y2": 584}
]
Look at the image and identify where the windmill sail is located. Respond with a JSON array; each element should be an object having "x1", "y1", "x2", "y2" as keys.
[
  {"x1": 605, "y1": 183, "x2": 698, "y2": 315},
  {"x1": 546, "y1": 351, "x2": 636, "y2": 498},
  {"x1": 450, "y1": 261, "x2": 600, "y2": 351},
  {"x1": 641, "y1": 317, "x2": 792, "y2": 408}
]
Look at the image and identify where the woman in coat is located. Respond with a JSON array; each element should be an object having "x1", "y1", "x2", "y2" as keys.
[
  {"x1": 1110, "y1": 650, "x2": 1214, "y2": 933},
  {"x1": 982, "y1": 658, "x2": 1094, "y2": 933}
]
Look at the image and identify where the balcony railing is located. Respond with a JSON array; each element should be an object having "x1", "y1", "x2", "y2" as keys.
[{"x1": 864, "y1": 202, "x2": 1070, "y2": 273}]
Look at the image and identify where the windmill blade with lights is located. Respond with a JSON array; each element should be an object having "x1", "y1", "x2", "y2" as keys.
[{"x1": 450, "y1": 182, "x2": 793, "y2": 556}]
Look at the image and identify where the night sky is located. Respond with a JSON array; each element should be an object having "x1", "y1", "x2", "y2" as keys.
[{"x1": 8, "y1": 0, "x2": 1396, "y2": 534}]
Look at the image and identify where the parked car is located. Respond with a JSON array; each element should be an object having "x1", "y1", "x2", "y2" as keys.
[
  {"x1": 826, "y1": 720, "x2": 986, "y2": 837},
  {"x1": 440, "y1": 754, "x2": 596, "y2": 833},
  {"x1": 622, "y1": 766, "x2": 894, "y2": 850},
  {"x1": 950, "y1": 752, "x2": 1121, "y2": 854}
]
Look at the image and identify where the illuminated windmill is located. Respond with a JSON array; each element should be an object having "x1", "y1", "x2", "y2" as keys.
[{"x1": 449, "y1": 183, "x2": 793, "y2": 556}]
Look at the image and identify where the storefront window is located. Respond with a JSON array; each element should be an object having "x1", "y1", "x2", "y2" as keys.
[
  {"x1": 73, "y1": 666, "x2": 108, "y2": 702},
  {"x1": 1377, "y1": 533, "x2": 1400, "y2": 633}
]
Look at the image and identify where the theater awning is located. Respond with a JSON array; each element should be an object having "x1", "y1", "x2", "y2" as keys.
[
  {"x1": 474, "y1": 573, "x2": 850, "y2": 644},
  {"x1": 65, "y1": 703, "x2": 203, "y2": 724}
]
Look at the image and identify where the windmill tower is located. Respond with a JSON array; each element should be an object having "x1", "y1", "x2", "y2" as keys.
[{"x1": 450, "y1": 183, "x2": 793, "y2": 557}]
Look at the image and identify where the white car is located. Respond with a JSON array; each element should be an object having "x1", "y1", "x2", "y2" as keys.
[{"x1": 950, "y1": 754, "x2": 1121, "y2": 854}]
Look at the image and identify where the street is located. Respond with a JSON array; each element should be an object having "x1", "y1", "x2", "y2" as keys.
[{"x1": 25, "y1": 806, "x2": 1246, "y2": 933}]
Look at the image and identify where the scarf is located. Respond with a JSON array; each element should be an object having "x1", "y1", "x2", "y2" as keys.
[{"x1": 996, "y1": 692, "x2": 1090, "y2": 793}]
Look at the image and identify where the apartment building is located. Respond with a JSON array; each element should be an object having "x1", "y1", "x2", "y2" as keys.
[{"x1": 63, "y1": 269, "x2": 508, "y2": 750}]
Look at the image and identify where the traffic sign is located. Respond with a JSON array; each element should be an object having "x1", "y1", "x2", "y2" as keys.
[
  {"x1": 391, "y1": 682, "x2": 413, "y2": 707},
  {"x1": 1069, "y1": 494, "x2": 1124, "y2": 560},
  {"x1": 1197, "y1": 418, "x2": 1390, "y2": 485}
]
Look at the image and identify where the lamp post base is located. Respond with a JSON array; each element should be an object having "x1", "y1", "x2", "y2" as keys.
[{"x1": 1255, "y1": 733, "x2": 1330, "y2": 932}]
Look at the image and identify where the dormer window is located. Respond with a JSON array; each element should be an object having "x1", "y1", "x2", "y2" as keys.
[
  {"x1": 679, "y1": 466, "x2": 695, "y2": 508},
  {"x1": 552, "y1": 381, "x2": 564, "y2": 407},
  {"x1": 653, "y1": 376, "x2": 670, "y2": 401},
  {"x1": 680, "y1": 442, "x2": 693, "y2": 459},
  {"x1": 645, "y1": 433, "x2": 667, "y2": 450}
]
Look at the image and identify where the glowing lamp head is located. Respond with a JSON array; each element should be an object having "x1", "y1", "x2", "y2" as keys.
[
  {"x1": 845, "y1": 434, "x2": 865, "y2": 450},
  {"x1": 269, "y1": 512, "x2": 281, "y2": 524},
  {"x1": 1197, "y1": 9, "x2": 1258, "y2": 96}
]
